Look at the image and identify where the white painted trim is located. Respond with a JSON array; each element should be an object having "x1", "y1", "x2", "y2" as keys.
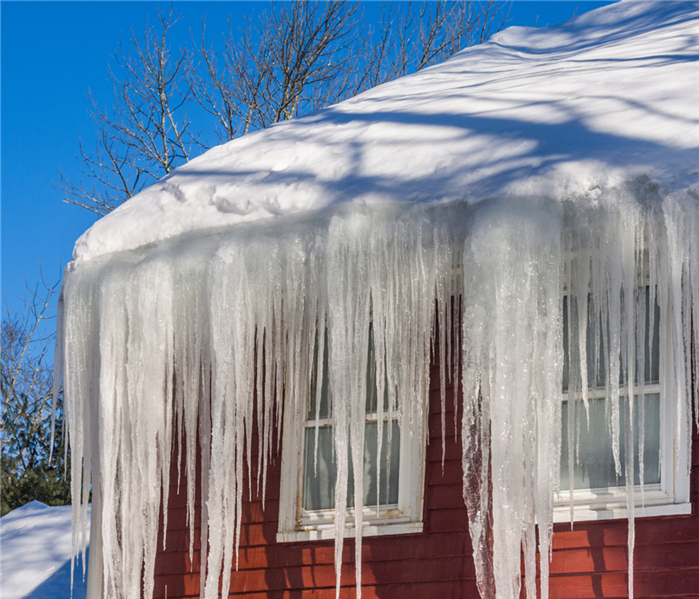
[
  {"x1": 554, "y1": 289, "x2": 693, "y2": 524},
  {"x1": 278, "y1": 386, "x2": 428, "y2": 543},
  {"x1": 277, "y1": 521, "x2": 423, "y2": 543},
  {"x1": 553, "y1": 483, "x2": 693, "y2": 522},
  {"x1": 277, "y1": 384, "x2": 429, "y2": 543},
  {"x1": 553, "y1": 500, "x2": 692, "y2": 523},
  {"x1": 554, "y1": 297, "x2": 693, "y2": 523}
]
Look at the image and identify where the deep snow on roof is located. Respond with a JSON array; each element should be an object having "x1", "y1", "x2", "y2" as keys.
[
  {"x1": 0, "y1": 501, "x2": 90, "y2": 599},
  {"x1": 72, "y1": 1, "x2": 699, "y2": 264}
]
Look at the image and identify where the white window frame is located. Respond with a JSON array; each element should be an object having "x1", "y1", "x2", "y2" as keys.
[
  {"x1": 277, "y1": 375, "x2": 427, "y2": 543},
  {"x1": 553, "y1": 295, "x2": 692, "y2": 523}
]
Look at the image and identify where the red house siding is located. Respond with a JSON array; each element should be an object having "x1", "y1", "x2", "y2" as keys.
[{"x1": 153, "y1": 356, "x2": 699, "y2": 599}]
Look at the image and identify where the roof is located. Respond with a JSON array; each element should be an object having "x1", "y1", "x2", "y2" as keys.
[{"x1": 72, "y1": 1, "x2": 699, "y2": 264}]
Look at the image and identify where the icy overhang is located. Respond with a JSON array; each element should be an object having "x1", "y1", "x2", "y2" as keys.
[{"x1": 72, "y1": 1, "x2": 698, "y2": 265}]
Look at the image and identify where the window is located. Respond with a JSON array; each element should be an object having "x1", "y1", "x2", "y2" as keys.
[
  {"x1": 277, "y1": 327, "x2": 426, "y2": 542},
  {"x1": 553, "y1": 289, "x2": 691, "y2": 522}
]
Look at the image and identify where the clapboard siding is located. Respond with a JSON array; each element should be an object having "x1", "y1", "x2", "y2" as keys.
[
  {"x1": 547, "y1": 418, "x2": 699, "y2": 599},
  {"x1": 154, "y1": 353, "x2": 697, "y2": 598}
]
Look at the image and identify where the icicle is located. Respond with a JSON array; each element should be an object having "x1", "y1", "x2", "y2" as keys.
[
  {"x1": 461, "y1": 196, "x2": 563, "y2": 599},
  {"x1": 61, "y1": 259, "x2": 100, "y2": 591},
  {"x1": 663, "y1": 189, "x2": 697, "y2": 479},
  {"x1": 57, "y1": 185, "x2": 697, "y2": 599},
  {"x1": 326, "y1": 210, "x2": 371, "y2": 599}
]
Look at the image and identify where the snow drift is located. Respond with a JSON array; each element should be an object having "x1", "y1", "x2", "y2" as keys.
[
  {"x1": 57, "y1": 3, "x2": 698, "y2": 599},
  {"x1": 0, "y1": 501, "x2": 90, "y2": 599}
]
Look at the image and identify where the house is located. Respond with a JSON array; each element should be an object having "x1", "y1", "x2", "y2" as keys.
[{"x1": 58, "y1": 3, "x2": 698, "y2": 599}]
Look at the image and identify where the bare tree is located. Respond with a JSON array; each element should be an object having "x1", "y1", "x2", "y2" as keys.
[
  {"x1": 57, "y1": 7, "x2": 193, "y2": 216},
  {"x1": 1, "y1": 276, "x2": 69, "y2": 516},
  {"x1": 189, "y1": 1, "x2": 363, "y2": 141},
  {"x1": 191, "y1": 0, "x2": 510, "y2": 139},
  {"x1": 58, "y1": 1, "x2": 510, "y2": 215},
  {"x1": 359, "y1": 0, "x2": 509, "y2": 90}
]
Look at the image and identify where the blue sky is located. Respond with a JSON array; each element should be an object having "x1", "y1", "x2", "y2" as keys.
[{"x1": 1, "y1": 1, "x2": 615, "y2": 315}]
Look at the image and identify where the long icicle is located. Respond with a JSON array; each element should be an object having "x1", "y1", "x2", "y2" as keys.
[{"x1": 58, "y1": 188, "x2": 697, "y2": 599}]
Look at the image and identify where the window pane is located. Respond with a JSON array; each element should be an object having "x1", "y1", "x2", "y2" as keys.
[
  {"x1": 303, "y1": 421, "x2": 401, "y2": 511},
  {"x1": 560, "y1": 393, "x2": 660, "y2": 491},
  {"x1": 365, "y1": 323, "x2": 392, "y2": 414},
  {"x1": 642, "y1": 291, "x2": 661, "y2": 384},
  {"x1": 303, "y1": 426, "x2": 336, "y2": 510},
  {"x1": 308, "y1": 325, "x2": 390, "y2": 420},
  {"x1": 354, "y1": 421, "x2": 401, "y2": 507},
  {"x1": 562, "y1": 290, "x2": 660, "y2": 392},
  {"x1": 562, "y1": 294, "x2": 605, "y2": 391},
  {"x1": 308, "y1": 330, "x2": 330, "y2": 420}
]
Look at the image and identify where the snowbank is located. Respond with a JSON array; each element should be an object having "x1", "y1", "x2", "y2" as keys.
[{"x1": 0, "y1": 501, "x2": 89, "y2": 599}]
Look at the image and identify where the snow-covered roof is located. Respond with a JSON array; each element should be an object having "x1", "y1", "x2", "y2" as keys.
[
  {"x1": 0, "y1": 501, "x2": 90, "y2": 599},
  {"x1": 72, "y1": 1, "x2": 699, "y2": 264}
]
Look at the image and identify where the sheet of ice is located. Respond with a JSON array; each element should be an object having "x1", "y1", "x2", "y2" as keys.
[
  {"x1": 0, "y1": 501, "x2": 89, "y2": 599},
  {"x1": 70, "y1": 1, "x2": 699, "y2": 265}
]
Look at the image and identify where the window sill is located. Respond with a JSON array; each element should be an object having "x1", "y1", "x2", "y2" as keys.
[
  {"x1": 553, "y1": 488, "x2": 692, "y2": 523},
  {"x1": 277, "y1": 520, "x2": 423, "y2": 543}
]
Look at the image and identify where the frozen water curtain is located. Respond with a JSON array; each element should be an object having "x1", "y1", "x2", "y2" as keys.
[{"x1": 58, "y1": 182, "x2": 698, "y2": 599}]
